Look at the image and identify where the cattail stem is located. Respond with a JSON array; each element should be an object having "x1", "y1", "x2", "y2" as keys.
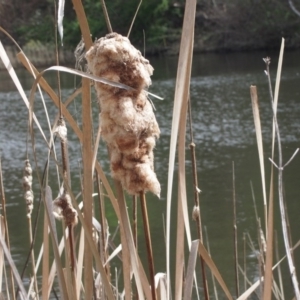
[
  {"x1": 232, "y1": 162, "x2": 239, "y2": 297},
  {"x1": 133, "y1": 195, "x2": 138, "y2": 250},
  {"x1": 188, "y1": 99, "x2": 209, "y2": 300},
  {"x1": 100, "y1": 0, "x2": 113, "y2": 33},
  {"x1": 139, "y1": 192, "x2": 156, "y2": 300},
  {"x1": 96, "y1": 173, "x2": 111, "y2": 280},
  {"x1": 28, "y1": 217, "x2": 39, "y2": 299},
  {"x1": 68, "y1": 225, "x2": 76, "y2": 273}
]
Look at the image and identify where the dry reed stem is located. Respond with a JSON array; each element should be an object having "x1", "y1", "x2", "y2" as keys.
[
  {"x1": 264, "y1": 51, "x2": 300, "y2": 299},
  {"x1": 96, "y1": 175, "x2": 111, "y2": 280},
  {"x1": 133, "y1": 195, "x2": 138, "y2": 250},
  {"x1": 188, "y1": 99, "x2": 208, "y2": 299},
  {"x1": 100, "y1": 0, "x2": 113, "y2": 33},
  {"x1": 81, "y1": 67, "x2": 94, "y2": 299},
  {"x1": 140, "y1": 192, "x2": 156, "y2": 300},
  {"x1": 165, "y1": 1, "x2": 196, "y2": 298},
  {"x1": 232, "y1": 162, "x2": 239, "y2": 298}
]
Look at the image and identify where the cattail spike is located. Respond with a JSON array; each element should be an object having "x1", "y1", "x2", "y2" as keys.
[
  {"x1": 86, "y1": 32, "x2": 161, "y2": 197},
  {"x1": 22, "y1": 159, "x2": 34, "y2": 218}
]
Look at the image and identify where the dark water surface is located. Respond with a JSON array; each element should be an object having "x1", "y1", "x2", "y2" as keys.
[{"x1": 1, "y1": 50, "x2": 300, "y2": 298}]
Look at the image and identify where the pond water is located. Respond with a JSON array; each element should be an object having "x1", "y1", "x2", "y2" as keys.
[{"x1": 1, "y1": 49, "x2": 300, "y2": 298}]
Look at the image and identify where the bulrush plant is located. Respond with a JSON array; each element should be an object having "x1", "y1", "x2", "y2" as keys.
[
  {"x1": 86, "y1": 32, "x2": 161, "y2": 300},
  {"x1": 22, "y1": 159, "x2": 39, "y2": 299}
]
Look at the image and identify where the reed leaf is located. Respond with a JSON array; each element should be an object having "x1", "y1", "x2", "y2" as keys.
[
  {"x1": 45, "y1": 186, "x2": 69, "y2": 299},
  {"x1": 0, "y1": 230, "x2": 27, "y2": 300},
  {"x1": 0, "y1": 43, "x2": 47, "y2": 144},
  {"x1": 155, "y1": 273, "x2": 167, "y2": 300},
  {"x1": 198, "y1": 241, "x2": 233, "y2": 300},
  {"x1": 250, "y1": 84, "x2": 273, "y2": 299},
  {"x1": 166, "y1": 0, "x2": 196, "y2": 298},
  {"x1": 42, "y1": 211, "x2": 50, "y2": 299},
  {"x1": 81, "y1": 69, "x2": 94, "y2": 299},
  {"x1": 114, "y1": 182, "x2": 132, "y2": 300},
  {"x1": 76, "y1": 226, "x2": 84, "y2": 298},
  {"x1": 114, "y1": 180, "x2": 151, "y2": 300},
  {"x1": 183, "y1": 240, "x2": 199, "y2": 300}
]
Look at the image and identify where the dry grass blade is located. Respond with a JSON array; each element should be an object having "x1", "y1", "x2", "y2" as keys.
[
  {"x1": 198, "y1": 241, "x2": 233, "y2": 300},
  {"x1": 250, "y1": 85, "x2": 273, "y2": 299},
  {"x1": 0, "y1": 43, "x2": 48, "y2": 144},
  {"x1": 238, "y1": 239, "x2": 300, "y2": 299},
  {"x1": 45, "y1": 186, "x2": 69, "y2": 299},
  {"x1": 183, "y1": 240, "x2": 199, "y2": 300},
  {"x1": 42, "y1": 210, "x2": 50, "y2": 299},
  {"x1": 166, "y1": 0, "x2": 196, "y2": 297},
  {"x1": 76, "y1": 227, "x2": 84, "y2": 298},
  {"x1": 104, "y1": 244, "x2": 122, "y2": 266},
  {"x1": 250, "y1": 85, "x2": 268, "y2": 234},
  {"x1": 114, "y1": 180, "x2": 150, "y2": 300},
  {"x1": 115, "y1": 181, "x2": 132, "y2": 300},
  {"x1": 0, "y1": 228, "x2": 28, "y2": 299},
  {"x1": 82, "y1": 70, "x2": 94, "y2": 299},
  {"x1": 140, "y1": 192, "x2": 156, "y2": 300},
  {"x1": 0, "y1": 159, "x2": 15, "y2": 299},
  {"x1": 155, "y1": 273, "x2": 167, "y2": 300}
]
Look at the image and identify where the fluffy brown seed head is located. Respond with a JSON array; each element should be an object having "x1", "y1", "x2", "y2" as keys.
[
  {"x1": 53, "y1": 193, "x2": 78, "y2": 227},
  {"x1": 86, "y1": 33, "x2": 161, "y2": 197}
]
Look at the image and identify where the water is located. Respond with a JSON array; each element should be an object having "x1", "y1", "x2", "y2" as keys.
[{"x1": 1, "y1": 50, "x2": 300, "y2": 298}]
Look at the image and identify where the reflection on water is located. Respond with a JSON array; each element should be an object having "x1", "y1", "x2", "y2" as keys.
[{"x1": 1, "y1": 50, "x2": 300, "y2": 298}]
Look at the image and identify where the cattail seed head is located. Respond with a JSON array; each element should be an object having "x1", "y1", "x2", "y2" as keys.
[
  {"x1": 22, "y1": 160, "x2": 34, "y2": 218},
  {"x1": 53, "y1": 193, "x2": 78, "y2": 227},
  {"x1": 86, "y1": 32, "x2": 161, "y2": 197},
  {"x1": 54, "y1": 117, "x2": 67, "y2": 141},
  {"x1": 192, "y1": 206, "x2": 200, "y2": 221}
]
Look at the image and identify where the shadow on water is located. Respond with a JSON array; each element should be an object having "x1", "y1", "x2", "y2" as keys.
[{"x1": 1, "y1": 50, "x2": 300, "y2": 297}]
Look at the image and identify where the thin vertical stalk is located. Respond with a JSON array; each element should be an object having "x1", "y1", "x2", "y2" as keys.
[
  {"x1": 100, "y1": 0, "x2": 113, "y2": 33},
  {"x1": 232, "y1": 162, "x2": 239, "y2": 297},
  {"x1": 28, "y1": 217, "x2": 39, "y2": 299},
  {"x1": 0, "y1": 159, "x2": 16, "y2": 300},
  {"x1": 133, "y1": 195, "x2": 138, "y2": 250},
  {"x1": 68, "y1": 225, "x2": 76, "y2": 273},
  {"x1": 132, "y1": 194, "x2": 139, "y2": 300},
  {"x1": 243, "y1": 232, "x2": 247, "y2": 292},
  {"x1": 264, "y1": 57, "x2": 300, "y2": 299},
  {"x1": 275, "y1": 231, "x2": 285, "y2": 299},
  {"x1": 140, "y1": 192, "x2": 156, "y2": 300},
  {"x1": 127, "y1": 0, "x2": 142, "y2": 38},
  {"x1": 188, "y1": 99, "x2": 209, "y2": 299},
  {"x1": 82, "y1": 78, "x2": 94, "y2": 299},
  {"x1": 96, "y1": 174, "x2": 110, "y2": 280}
]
